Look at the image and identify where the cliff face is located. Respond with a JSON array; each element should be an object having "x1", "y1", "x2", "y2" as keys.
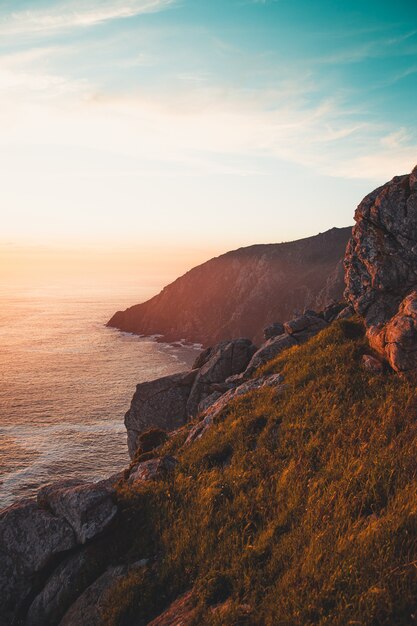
[
  {"x1": 345, "y1": 165, "x2": 417, "y2": 372},
  {"x1": 108, "y1": 227, "x2": 351, "y2": 346}
]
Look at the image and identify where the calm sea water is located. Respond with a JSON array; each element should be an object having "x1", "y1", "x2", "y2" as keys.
[{"x1": 0, "y1": 281, "x2": 199, "y2": 509}]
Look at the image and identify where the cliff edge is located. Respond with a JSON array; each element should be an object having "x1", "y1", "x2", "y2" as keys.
[{"x1": 108, "y1": 227, "x2": 351, "y2": 346}]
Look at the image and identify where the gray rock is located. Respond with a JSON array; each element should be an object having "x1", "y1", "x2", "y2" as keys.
[
  {"x1": 263, "y1": 322, "x2": 284, "y2": 340},
  {"x1": 345, "y1": 165, "x2": 417, "y2": 371},
  {"x1": 37, "y1": 479, "x2": 117, "y2": 544},
  {"x1": 197, "y1": 391, "x2": 223, "y2": 413},
  {"x1": 0, "y1": 499, "x2": 76, "y2": 622},
  {"x1": 26, "y1": 548, "x2": 107, "y2": 626},
  {"x1": 125, "y1": 369, "x2": 198, "y2": 458},
  {"x1": 244, "y1": 334, "x2": 297, "y2": 375},
  {"x1": 59, "y1": 561, "x2": 147, "y2": 626},
  {"x1": 128, "y1": 456, "x2": 178, "y2": 483},
  {"x1": 186, "y1": 338, "x2": 257, "y2": 417},
  {"x1": 186, "y1": 374, "x2": 285, "y2": 444}
]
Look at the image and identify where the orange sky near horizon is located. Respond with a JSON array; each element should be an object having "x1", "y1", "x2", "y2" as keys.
[{"x1": 0, "y1": 242, "x2": 224, "y2": 296}]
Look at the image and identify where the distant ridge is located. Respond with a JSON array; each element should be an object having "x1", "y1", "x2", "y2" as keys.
[{"x1": 108, "y1": 226, "x2": 352, "y2": 346}]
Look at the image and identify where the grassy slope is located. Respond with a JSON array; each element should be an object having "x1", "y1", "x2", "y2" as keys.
[{"x1": 103, "y1": 319, "x2": 417, "y2": 625}]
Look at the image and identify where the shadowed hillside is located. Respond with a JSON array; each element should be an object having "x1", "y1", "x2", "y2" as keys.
[{"x1": 108, "y1": 227, "x2": 351, "y2": 346}]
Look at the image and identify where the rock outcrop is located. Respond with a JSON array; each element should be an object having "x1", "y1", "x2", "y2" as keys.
[
  {"x1": 0, "y1": 480, "x2": 117, "y2": 623},
  {"x1": 26, "y1": 548, "x2": 107, "y2": 626},
  {"x1": 108, "y1": 227, "x2": 351, "y2": 346},
  {"x1": 59, "y1": 561, "x2": 147, "y2": 626},
  {"x1": 0, "y1": 499, "x2": 76, "y2": 622},
  {"x1": 125, "y1": 338, "x2": 256, "y2": 458},
  {"x1": 125, "y1": 369, "x2": 198, "y2": 457},
  {"x1": 37, "y1": 479, "x2": 117, "y2": 544},
  {"x1": 243, "y1": 311, "x2": 328, "y2": 376},
  {"x1": 345, "y1": 165, "x2": 417, "y2": 372},
  {"x1": 186, "y1": 338, "x2": 256, "y2": 416}
]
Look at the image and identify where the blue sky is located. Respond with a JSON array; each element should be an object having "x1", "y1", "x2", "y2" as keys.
[{"x1": 1, "y1": 0, "x2": 416, "y2": 256}]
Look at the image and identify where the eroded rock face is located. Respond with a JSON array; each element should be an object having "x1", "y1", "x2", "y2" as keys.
[
  {"x1": 345, "y1": 165, "x2": 417, "y2": 372},
  {"x1": 59, "y1": 561, "x2": 147, "y2": 626},
  {"x1": 0, "y1": 499, "x2": 76, "y2": 621},
  {"x1": 186, "y1": 338, "x2": 257, "y2": 417},
  {"x1": 37, "y1": 479, "x2": 117, "y2": 544},
  {"x1": 26, "y1": 548, "x2": 107, "y2": 626},
  {"x1": 125, "y1": 369, "x2": 198, "y2": 457}
]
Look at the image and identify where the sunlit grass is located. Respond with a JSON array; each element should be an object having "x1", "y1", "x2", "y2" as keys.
[{"x1": 105, "y1": 319, "x2": 417, "y2": 625}]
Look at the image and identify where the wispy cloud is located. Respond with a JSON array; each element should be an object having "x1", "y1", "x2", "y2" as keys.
[{"x1": 0, "y1": 0, "x2": 176, "y2": 36}]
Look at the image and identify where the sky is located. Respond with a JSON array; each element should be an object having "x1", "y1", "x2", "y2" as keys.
[{"x1": 1, "y1": 0, "x2": 416, "y2": 286}]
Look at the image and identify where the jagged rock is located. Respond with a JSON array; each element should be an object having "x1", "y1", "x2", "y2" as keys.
[
  {"x1": 186, "y1": 338, "x2": 257, "y2": 417},
  {"x1": 362, "y1": 354, "x2": 384, "y2": 373},
  {"x1": 129, "y1": 456, "x2": 178, "y2": 483},
  {"x1": 345, "y1": 165, "x2": 417, "y2": 372},
  {"x1": 263, "y1": 322, "x2": 284, "y2": 340},
  {"x1": 147, "y1": 590, "x2": 196, "y2": 625},
  {"x1": 244, "y1": 334, "x2": 297, "y2": 376},
  {"x1": 37, "y1": 479, "x2": 117, "y2": 544},
  {"x1": 59, "y1": 561, "x2": 147, "y2": 626},
  {"x1": 186, "y1": 374, "x2": 285, "y2": 444},
  {"x1": 125, "y1": 369, "x2": 198, "y2": 458},
  {"x1": 0, "y1": 499, "x2": 76, "y2": 622},
  {"x1": 26, "y1": 547, "x2": 107, "y2": 626}
]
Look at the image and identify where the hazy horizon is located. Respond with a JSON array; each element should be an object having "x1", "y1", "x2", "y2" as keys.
[{"x1": 1, "y1": 0, "x2": 416, "y2": 285}]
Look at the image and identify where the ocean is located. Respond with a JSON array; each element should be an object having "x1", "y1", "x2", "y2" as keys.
[{"x1": 0, "y1": 281, "x2": 199, "y2": 509}]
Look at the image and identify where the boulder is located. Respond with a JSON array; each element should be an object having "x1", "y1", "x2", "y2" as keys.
[
  {"x1": 0, "y1": 499, "x2": 76, "y2": 622},
  {"x1": 26, "y1": 548, "x2": 107, "y2": 626},
  {"x1": 37, "y1": 479, "x2": 117, "y2": 544},
  {"x1": 186, "y1": 338, "x2": 257, "y2": 417},
  {"x1": 128, "y1": 456, "x2": 178, "y2": 484},
  {"x1": 125, "y1": 369, "x2": 198, "y2": 458},
  {"x1": 263, "y1": 322, "x2": 284, "y2": 340},
  {"x1": 345, "y1": 165, "x2": 417, "y2": 372},
  {"x1": 383, "y1": 292, "x2": 417, "y2": 372},
  {"x1": 244, "y1": 334, "x2": 297, "y2": 376}
]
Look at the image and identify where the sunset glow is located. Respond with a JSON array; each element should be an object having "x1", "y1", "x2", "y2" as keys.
[{"x1": 1, "y1": 0, "x2": 416, "y2": 278}]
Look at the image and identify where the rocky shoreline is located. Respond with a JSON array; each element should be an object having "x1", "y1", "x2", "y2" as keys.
[{"x1": 2, "y1": 166, "x2": 417, "y2": 625}]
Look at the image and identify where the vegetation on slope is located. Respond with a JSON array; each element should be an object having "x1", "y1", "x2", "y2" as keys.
[{"x1": 103, "y1": 319, "x2": 417, "y2": 625}]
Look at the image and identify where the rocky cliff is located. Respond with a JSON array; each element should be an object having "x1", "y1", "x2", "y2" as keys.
[
  {"x1": 108, "y1": 227, "x2": 351, "y2": 346},
  {"x1": 345, "y1": 165, "x2": 417, "y2": 372}
]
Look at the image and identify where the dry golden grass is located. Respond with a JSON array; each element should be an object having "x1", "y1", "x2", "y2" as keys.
[{"x1": 105, "y1": 319, "x2": 417, "y2": 625}]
